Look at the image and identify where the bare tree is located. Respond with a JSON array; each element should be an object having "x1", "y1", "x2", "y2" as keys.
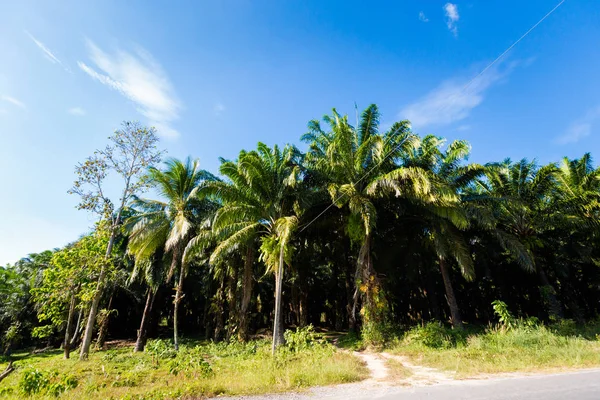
[{"x1": 69, "y1": 121, "x2": 163, "y2": 360}]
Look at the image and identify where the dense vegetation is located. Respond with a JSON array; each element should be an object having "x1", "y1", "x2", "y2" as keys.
[{"x1": 2, "y1": 105, "x2": 599, "y2": 367}]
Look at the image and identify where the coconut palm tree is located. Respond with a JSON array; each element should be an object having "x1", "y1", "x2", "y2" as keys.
[
  {"x1": 199, "y1": 143, "x2": 302, "y2": 353},
  {"x1": 301, "y1": 105, "x2": 437, "y2": 331},
  {"x1": 127, "y1": 157, "x2": 217, "y2": 350}
]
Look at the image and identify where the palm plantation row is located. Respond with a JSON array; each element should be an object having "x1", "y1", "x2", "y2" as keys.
[{"x1": 2, "y1": 105, "x2": 599, "y2": 360}]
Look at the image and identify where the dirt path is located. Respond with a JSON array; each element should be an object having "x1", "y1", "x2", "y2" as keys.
[{"x1": 379, "y1": 352, "x2": 455, "y2": 385}]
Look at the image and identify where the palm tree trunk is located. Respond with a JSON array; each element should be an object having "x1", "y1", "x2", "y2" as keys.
[
  {"x1": 226, "y1": 265, "x2": 239, "y2": 341},
  {"x1": 439, "y1": 257, "x2": 463, "y2": 330},
  {"x1": 213, "y1": 274, "x2": 226, "y2": 342},
  {"x1": 173, "y1": 265, "x2": 185, "y2": 351},
  {"x1": 359, "y1": 233, "x2": 380, "y2": 324},
  {"x1": 135, "y1": 288, "x2": 156, "y2": 352},
  {"x1": 63, "y1": 289, "x2": 77, "y2": 359},
  {"x1": 238, "y1": 247, "x2": 254, "y2": 341},
  {"x1": 96, "y1": 292, "x2": 114, "y2": 349},
  {"x1": 272, "y1": 241, "x2": 285, "y2": 355},
  {"x1": 345, "y1": 260, "x2": 357, "y2": 332}
]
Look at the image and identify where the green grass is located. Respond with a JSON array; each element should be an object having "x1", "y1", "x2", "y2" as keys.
[
  {"x1": 0, "y1": 339, "x2": 368, "y2": 399},
  {"x1": 388, "y1": 320, "x2": 600, "y2": 378}
]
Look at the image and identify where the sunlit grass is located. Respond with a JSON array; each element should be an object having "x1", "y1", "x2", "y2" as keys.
[
  {"x1": 0, "y1": 339, "x2": 368, "y2": 399},
  {"x1": 388, "y1": 320, "x2": 600, "y2": 378}
]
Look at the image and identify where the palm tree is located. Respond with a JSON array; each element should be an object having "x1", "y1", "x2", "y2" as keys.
[
  {"x1": 302, "y1": 105, "x2": 436, "y2": 331},
  {"x1": 556, "y1": 153, "x2": 600, "y2": 221},
  {"x1": 403, "y1": 136, "x2": 486, "y2": 329},
  {"x1": 199, "y1": 143, "x2": 301, "y2": 353},
  {"x1": 127, "y1": 157, "x2": 217, "y2": 350},
  {"x1": 480, "y1": 159, "x2": 562, "y2": 317}
]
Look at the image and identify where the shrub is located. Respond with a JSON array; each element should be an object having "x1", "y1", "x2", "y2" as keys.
[
  {"x1": 146, "y1": 339, "x2": 177, "y2": 363},
  {"x1": 167, "y1": 346, "x2": 212, "y2": 377},
  {"x1": 403, "y1": 322, "x2": 465, "y2": 349},
  {"x1": 19, "y1": 368, "x2": 78, "y2": 397},
  {"x1": 19, "y1": 369, "x2": 49, "y2": 395},
  {"x1": 284, "y1": 325, "x2": 319, "y2": 352},
  {"x1": 492, "y1": 300, "x2": 516, "y2": 330}
]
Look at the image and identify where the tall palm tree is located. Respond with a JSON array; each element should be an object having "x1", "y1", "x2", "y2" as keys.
[
  {"x1": 480, "y1": 159, "x2": 562, "y2": 317},
  {"x1": 199, "y1": 143, "x2": 302, "y2": 353},
  {"x1": 127, "y1": 158, "x2": 217, "y2": 350},
  {"x1": 403, "y1": 136, "x2": 485, "y2": 329},
  {"x1": 302, "y1": 105, "x2": 436, "y2": 330}
]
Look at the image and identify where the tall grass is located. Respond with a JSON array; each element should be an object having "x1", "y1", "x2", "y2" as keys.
[
  {"x1": 389, "y1": 319, "x2": 600, "y2": 377},
  {"x1": 0, "y1": 330, "x2": 368, "y2": 399}
]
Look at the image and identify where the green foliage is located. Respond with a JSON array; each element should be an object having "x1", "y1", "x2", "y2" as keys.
[
  {"x1": 403, "y1": 322, "x2": 467, "y2": 349},
  {"x1": 167, "y1": 346, "x2": 212, "y2": 377},
  {"x1": 492, "y1": 300, "x2": 517, "y2": 330},
  {"x1": 283, "y1": 325, "x2": 319, "y2": 352},
  {"x1": 19, "y1": 368, "x2": 78, "y2": 397},
  {"x1": 0, "y1": 340, "x2": 366, "y2": 399},
  {"x1": 145, "y1": 339, "x2": 177, "y2": 362},
  {"x1": 31, "y1": 325, "x2": 54, "y2": 339}
]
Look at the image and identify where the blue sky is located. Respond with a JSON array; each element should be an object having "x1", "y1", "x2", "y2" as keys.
[{"x1": 1, "y1": 0, "x2": 598, "y2": 265}]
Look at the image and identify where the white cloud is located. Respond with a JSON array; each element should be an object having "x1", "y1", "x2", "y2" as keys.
[
  {"x1": 214, "y1": 102, "x2": 225, "y2": 116},
  {"x1": 1, "y1": 95, "x2": 26, "y2": 109},
  {"x1": 78, "y1": 40, "x2": 181, "y2": 138},
  {"x1": 419, "y1": 12, "x2": 429, "y2": 23},
  {"x1": 68, "y1": 107, "x2": 86, "y2": 116},
  {"x1": 25, "y1": 31, "x2": 71, "y2": 73},
  {"x1": 556, "y1": 106, "x2": 600, "y2": 144},
  {"x1": 400, "y1": 61, "x2": 520, "y2": 129},
  {"x1": 444, "y1": 3, "x2": 460, "y2": 36}
]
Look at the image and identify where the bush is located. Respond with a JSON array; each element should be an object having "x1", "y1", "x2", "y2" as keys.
[
  {"x1": 145, "y1": 339, "x2": 177, "y2": 363},
  {"x1": 19, "y1": 369, "x2": 49, "y2": 395},
  {"x1": 19, "y1": 368, "x2": 78, "y2": 397},
  {"x1": 403, "y1": 322, "x2": 466, "y2": 349},
  {"x1": 167, "y1": 346, "x2": 212, "y2": 377},
  {"x1": 284, "y1": 325, "x2": 319, "y2": 352}
]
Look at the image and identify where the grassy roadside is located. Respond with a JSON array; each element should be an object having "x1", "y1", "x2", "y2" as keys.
[
  {"x1": 387, "y1": 320, "x2": 600, "y2": 378},
  {"x1": 0, "y1": 334, "x2": 368, "y2": 399}
]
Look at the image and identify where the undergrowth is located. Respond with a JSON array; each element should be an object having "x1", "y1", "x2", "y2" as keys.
[
  {"x1": 389, "y1": 317, "x2": 600, "y2": 377},
  {"x1": 0, "y1": 326, "x2": 367, "y2": 400}
]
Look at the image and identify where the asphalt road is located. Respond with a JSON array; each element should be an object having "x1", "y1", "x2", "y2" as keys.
[{"x1": 369, "y1": 370, "x2": 600, "y2": 400}]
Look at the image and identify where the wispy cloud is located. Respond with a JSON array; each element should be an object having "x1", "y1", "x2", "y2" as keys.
[
  {"x1": 2, "y1": 95, "x2": 26, "y2": 109},
  {"x1": 419, "y1": 11, "x2": 429, "y2": 23},
  {"x1": 68, "y1": 107, "x2": 86, "y2": 116},
  {"x1": 400, "y1": 61, "x2": 521, "y2": 129},
  {"x1": 25, "y1": 31, "x2": 71, "y2": 73},
  {"x1": 78, "y1": 40, "x2": 181, "y2": 138},
  {"x1": 214, "y1": 102, "x2": 225, "y2": 116},
  {"x1": 556, "y1": 106, "x2": 600, "y2": 144},
  {"x1": 444, "y1": 3, "x2": 459, "y2": 36}
]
